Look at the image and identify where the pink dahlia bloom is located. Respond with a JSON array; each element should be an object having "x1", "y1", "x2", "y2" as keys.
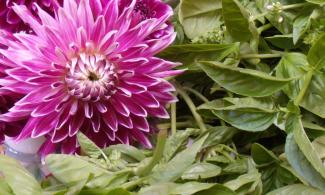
[
  {"x1": 0, "y1": 0, "x2": 61, "y2": 32},
  {"x1": 0, "y1": 0, "x2": 181, "y2": 155}
]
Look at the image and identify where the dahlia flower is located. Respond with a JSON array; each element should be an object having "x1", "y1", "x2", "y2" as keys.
[
  {"x1": 0, "y1": 0, "x2": 181, "y2": 155},
  {"x1": 0, "y1": 0, "x2": 60, "y2": 32}
]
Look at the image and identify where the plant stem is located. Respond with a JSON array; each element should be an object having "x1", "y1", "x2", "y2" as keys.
[
  {"x1": 122, "y1": 177, "x2": 147, "y2": 190},
  {"x1": 183, "y1": 87, "x2": 209, "y2": 103},
  {"x1": 294, "y1": 70, "x2": 314, "y2": 106},
  {"x1": 241, "y1": 53, "x2": 282, "y2": 59},
  {"x1": 135, "y1": 130, "x2": 167, "y2": 176},
  {"x1": 258, "y1": 23, "x2": 273, "y2": 34},
  {"x1": 282, "y1": 3, "x2": 310, "y2": 10},
  {"x1": 157, "y1": 121, "x2": 194, "y2": 130},
  {"x1": 176, "y1": 84, "x2": 207, "y2": 132},
  {"x1": 171, "y1": 102, "x2": 177, "y2": 135}
]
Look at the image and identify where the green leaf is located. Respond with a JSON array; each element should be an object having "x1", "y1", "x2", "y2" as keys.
[
  {"x1": 80, "y1": 188, "x2": 131, "y2": 195},
  {"x1": 288, "y1": 115, "x2": 325, "y2": 178},
  {"x1": 251, "y1": 143, "x2": 278, "y2": 165},
  {"x1": 0, "y1": 155, "x2": 42, "y2": 195},
  {"x1": 135, "y1": 130, "x2": 167, "y2": 176},
  {"x1": 266, "y1": 184, "x2": 324, "y2": 195},
  {"x1": 46, "y1": 154, "x2": 109, "y2": 184},
  {"x1": 199, "y1": 61, "x2": 292, "y2": 97},
  {"x1": 158, "y1": 43, "x2": 239, "y2": 70},
  {"x1": 181, "y1": 162, "x2": 222, "y2": 180},
  {"x1": 103, "y1": 144, "x2": 145, "y2": 162},
  {"x1": 307, "y1": 33, "x2": 325, "y2": 69},
  {"x1": 138, "y1": 183, "x2": 177, "y2": 195},
  {"x1": 222, "y1": 0, "x2": 251, "y2": 42},
  {"x1": 149, "y1": 134, "x2": 209, "y2": 183},
  {"x1": 78, "y1": 132, "x2": 106, "y2": 159},
  {"x1": 178, "y1": 0, "x2": 222, "y2": 39},
  {"x1": 171, "y1": 182, "x2": 215, "y2": 194},
  {"x1": 276, "y1": 53, "x2": 325, "y2": 118},
  {"x1": 293, "y1": 14, "x2": 311, "y2": 44},
  {"x1": 0, "y1": 178, "x2": 14, "y2": 195},
  {"x1": 198, "y1": 98, "x2": 277, "y2": 131},
  {"x1": 162, "y1": 128, "x2": 197, "y2": 162},
  {"x1": 265, "y1": 34, "x2": 295, "y2": 49},
  {"x1": 223, "y1": 170, "x2": 261, "y2": 191},
  {"x1": 194, "y1": 184, "x2": 236, "y2": 195},
  {"x1": 285, "y1": 133, "x2": 325, "y2": 191},
  {"x1": 202, "y1": 126, "x2": 238, "y2": 148}
]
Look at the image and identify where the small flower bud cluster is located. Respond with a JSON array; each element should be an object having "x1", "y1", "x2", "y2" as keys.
[
  {"x1": 266, "y1": 2, "x2": 284, "y2": 23},
  {"x1": 192, "y1": 26, "x2": 225, "y2": 44},
  {"x1": 304, "y1": 25, "x2": 325, "y2": 45}
]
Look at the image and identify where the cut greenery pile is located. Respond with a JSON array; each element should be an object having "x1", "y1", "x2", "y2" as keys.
[{"x1": 2, "y1": 0, "x2": 325, "y2": 194}]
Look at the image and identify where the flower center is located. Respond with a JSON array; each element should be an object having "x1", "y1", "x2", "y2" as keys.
[{"x1": 65, "y1": 53, "x2": 118, "y2": 102}]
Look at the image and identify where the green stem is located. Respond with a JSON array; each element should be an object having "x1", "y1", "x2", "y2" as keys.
[
  {"x1": 282, "y1": 3, "x2": 310, "y2": 10},
  {"x1": 176, "y1": 84, "x2": 207, "y2": 132},
  {"x1": 250, "y1": 12, "x2": 268, "y2": 21},
  {"x1": 171, "y1": 102, "x2": 177, "y2": 135},
  {"x1": 157, "y1": 121, "x2": 193, "y2": 130},
  {"x1": 294, "y1": 70, "x2": 314, "y2": 106},
  {"x1": 257, "y1": 23, "x2": 273, "y2": 34},
  {"x1": 121, "y1": 177, "x2": 147, "y2": 190},
  {"x1": 135, "y1": 130, "x2": 167, "y2": 176},
  {"x1": 183, "y1": 87, "x2": 209, "y2": 103},
  {"x1": 241, "y1": 53, "x2": 282, "y2": 59}
]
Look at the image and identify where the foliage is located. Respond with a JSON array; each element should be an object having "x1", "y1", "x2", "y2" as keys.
[{"x1": 2, "y1": 0, "x2": 325, "y2": 194}]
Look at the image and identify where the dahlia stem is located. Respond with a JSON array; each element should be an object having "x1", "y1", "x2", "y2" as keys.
[
  {"x1": 183, "y1": 87, "x2": 209, "y2": 103},
  {"x1": 176, "y1": 84, "x2": 207, "y2": 132},
  {"x1": 294, "y1": 70, "x2": 314, "y2": 106},
  {"x1": 171, "y1": 102, "x2": 177, "y2": 135},
  {"x1": 135, "y1": 130, "x2": 167, "y2": 176}
]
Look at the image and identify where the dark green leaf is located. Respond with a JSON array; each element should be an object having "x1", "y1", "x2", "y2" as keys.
[
  {"x1": 199, "y1": 61, "x2": 292, "y2": 97},
  {"x1": 159, "y1": 43, "x2": 239, "y2": 70},
  {"x1": 251, "y1": 143, "x2": 278, "y2": 165},
  {"x1": 307, "y1": 33, "x2": 325, "y2": 69}
]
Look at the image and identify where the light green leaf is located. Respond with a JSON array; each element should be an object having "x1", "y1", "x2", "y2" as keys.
[
  {"x1": 104, "y1": 144, "x2": 145, "y2": 162},
  {"x1": 194, "y1": 184, "x2": 236, "y2": 195},
  {"x1": 171, "y1": 182, "x2": 215, "y2": 194},
  {"x1": 138, "y1": 183, "x2": 177, "y2": 195},
  {"x1": 46, "y1": 154, "x2": 110, "y2": 184},
  {"x1": 158, "y1": 43, "x2": 239, "y2": 70},
  {"x1": 288, "y1": 114, "x2": 325, "y2": 180},
  {"x1": 162, "y1": 128, "x2": 197, "y2": 162},
  {"x1": 293, "y1": 14, "x2": 311, "y2": 44},
  {"x1": 78, "y1": 133, "x2": 106, "y2": 159},
  {"x1": 149, "y1": 134, "x2": 209, "y2": 183},
  {"x1": 224, "y1": 170, "x2": 261, "y2": 191},
  {"x1": 307, "y1": 33, "x2": 325, "y2": 69},
  {"x1": 178, "y1": 0, "x2": 222, "y2": 39},
  {"x1": 276, "y1": 52, "x2": 325, "y2": 118},
  {"x1": 202, "y1": 126, "x2": 238, "y2": 148},
  {"x1": 0, "y1": 155, "x2": 42, "y2": 195},
  {"x1": 181, "y1": 162, "x2": 222, "y2": 180},
  {"x1": 266, "y1": 184, "x2": 324, "y2": 195},
  {"x1": 199, "y1": 61, "x2": 292, "y2": 97},
  {"x1": 285, "y1": 133, "x2": 325, "y2": 191},
  {"x1": 0, "y1": 178, "x2": 14, "y2": 195}
]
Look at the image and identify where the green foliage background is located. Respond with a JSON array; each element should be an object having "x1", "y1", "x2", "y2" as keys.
[{"x1": 2, "y1": 0, "x2": 325, "y2": 194}]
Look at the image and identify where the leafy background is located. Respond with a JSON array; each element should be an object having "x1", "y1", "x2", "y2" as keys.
[{"x1": 1, "y1": 0, "x2": 325, "y2": 194}]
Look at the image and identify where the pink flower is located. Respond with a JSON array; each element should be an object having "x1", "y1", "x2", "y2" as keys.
[
  {"x1": 0, "y1": 0, "x2": 181, "y2": 155},
  {"x1": 0, "y1": 0, "x2": 61, "y2": 32}
]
